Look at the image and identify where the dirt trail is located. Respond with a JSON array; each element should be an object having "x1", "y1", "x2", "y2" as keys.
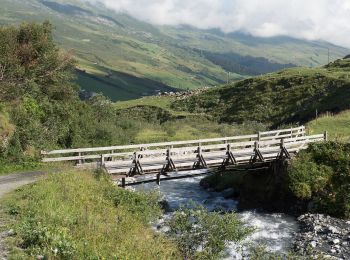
[
  {"x1": 0, "y1": 171, "x2": 46, "y2": 259},
  {"x1": 0, "y1": 171, "x2": 46, "y2": 197}
]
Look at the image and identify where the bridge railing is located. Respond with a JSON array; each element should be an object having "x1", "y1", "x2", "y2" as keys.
[
  {"x1": 103, "y1": 133, "x2": 325, "y2": 175},
  {"x1": 41, "y1": 126, "x2": 309, "y2": 165}
]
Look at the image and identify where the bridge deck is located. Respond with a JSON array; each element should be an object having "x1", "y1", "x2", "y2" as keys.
[{"x1": 41, "y1": 126, "x2": 327, "y2": 186}]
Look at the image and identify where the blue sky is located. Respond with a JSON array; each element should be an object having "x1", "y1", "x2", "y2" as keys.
[{"x1": 88, "y1": 0, "x2": 350, "y2": 48}]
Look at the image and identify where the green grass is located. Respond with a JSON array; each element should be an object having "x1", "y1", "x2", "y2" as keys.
[
  {"x1": 115, "y1": 95, "x2": 174, "y2": 110},
  {"x1": 113, "y1": 105, "x2": 267, "y2": 144},
  {"x1": 115, "y1": 95, "x2": 197, "y2": 116},
  {"x1": 0, "y1": 160, "x2": 43, "y2": 176},
  {"x1": 0, "y1": 160, "x2": 71, "y2": 176},
  {"x1": 1, "y1": 170, "x2": 179, "y2": 259},
  {"x1": 307, "y1": 110, "x2": 350, "y2": 142},
  {"x1": 173, "y1": 58, "x2": 350, "y2": 127}
]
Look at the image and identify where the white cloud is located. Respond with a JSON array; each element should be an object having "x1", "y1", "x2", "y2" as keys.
[{"x1": 88, "y1": 0, "x2": 350, "y2": 48}]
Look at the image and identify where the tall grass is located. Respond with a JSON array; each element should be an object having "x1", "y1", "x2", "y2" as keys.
[
  {"x1": 2, "y1": 171, "x2": 179, "y2": 259},
  {"x1": 307, "y1": 110, "x2": 350, "y2": 142}
]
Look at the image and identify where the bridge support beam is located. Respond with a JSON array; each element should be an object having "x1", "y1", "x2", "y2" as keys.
[
  {"x1": 156, "y1": 173, "x2": 161, "y2": 186},
  {"x1": 278, "y1": 139, "x2": 291, "y2": 159},
  {"x1": 130, "y1": 152, "x2": 144, "y2": 176},
  {"x1": 250, "y1": 141, "x2": 265, "y2": 164},
  {"x1": 193, "y1": 145, "x2": 207, "y2": 169},
  {"x1": 165, "y1": 148, "x2": 176, "y2": 172},
  {"x1": 221, "y1": 144, "x2": 237, "y2": 170}
]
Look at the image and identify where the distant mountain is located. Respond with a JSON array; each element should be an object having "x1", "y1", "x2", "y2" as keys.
[{"x1": 1, "y1": 0, "x2": 348, "y2": 101}]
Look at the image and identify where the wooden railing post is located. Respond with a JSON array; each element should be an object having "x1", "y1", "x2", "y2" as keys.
[
  {"x1": 254, "y1": 140, "x2": 259, "y2": 150},
  {"x1": 156, "y1": 173, "x2": 161, "y2": 186},
  {"x1": 279, "y1": 138, "x2": 291, "y2": 159},
  {"x1": 164, "y1": 148, "x2": 176, "y2": 172},
  {"x1": 324, "y1": 131, "x2": 328, "y2": 141},
  {"x1": 78, "y1": 152, "x2": 82, "y2": 165},
  {"x1": 280, "y1": 138, "x2": 285, "y2": 149},
  {"x1": 101, "y1": 154, "x2": 105, "y2": 166}
]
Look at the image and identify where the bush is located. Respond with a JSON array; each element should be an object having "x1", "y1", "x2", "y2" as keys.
[
  {"x1": 166, "y1": 203, "x2": 252, "y2": 259},
  {"x1": 288, "y1": 142, "x2": 350, "y2": 218}
]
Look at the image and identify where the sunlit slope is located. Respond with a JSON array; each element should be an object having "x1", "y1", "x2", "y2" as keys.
[
  {"x1": 172, "y1": 57, "x2": 350, "y2": 126},
  {"x1": 307, "y1": 110, "x2": 350, "y2": 142}
]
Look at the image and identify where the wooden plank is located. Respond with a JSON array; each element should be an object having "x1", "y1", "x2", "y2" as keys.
[
  {"x1": 41, "y1": 134, "x2": 258, "y2": 155},
  {"x1": 259, "y1": 126, "x2": 305, "y2": 136},
  {"x1": 138, "y1": 149, "x2": 168, "y2": 156},
  {"x1": 259, "y1": 131, "x2": 305, "y2": 140},
  {"x1": 42, "y1": 154, "x2": 101, "y2": 162},
  {"x1": 42, "y1": 126, "x2": 308, "y2": 156}
]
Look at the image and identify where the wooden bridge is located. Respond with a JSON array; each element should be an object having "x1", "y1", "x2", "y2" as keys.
[{"x1": 41, "y1": 126, "x2": 327, "y2": 186}]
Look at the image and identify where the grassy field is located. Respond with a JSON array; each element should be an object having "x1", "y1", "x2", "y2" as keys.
[
  {"x1": 307, "y1": 110, "x2": 350, "y2": 142},
  {"x1": 115, "y1": 96, "x2": 267, "y2": 144},
  {"x1": 115, "y1": 96, "x2": 175, "y2": 110},
  {"x1": 114, "y1": 95, "x2": 194, "y2": 116},
  {"x1": 0, "y1": 170, "x2": 179, "y2": 259}
]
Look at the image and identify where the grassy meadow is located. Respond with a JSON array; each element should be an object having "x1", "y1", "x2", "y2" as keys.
[
  {"x1": 307, "y1": 110, "x2": 350, "y2": 142},
  {"x1": 0, "y1": 170, "x2": 179, "y2": 259}
]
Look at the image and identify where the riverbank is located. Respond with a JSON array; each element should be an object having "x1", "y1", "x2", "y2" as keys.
[
  {"x1": 136, "y1": 174, "x2": 299, "y2": 257},
  {"x1": 0, "y1": 170, "x2": 179, "y2": 259},
  {"x1": 201, "y1": 173, "x2": 350, "y2": 259},
  {"x1": 199, "y1": 144, "x2": 350, "y2": 259},
  {"x1": 199, "y1": 161, "x2": 306, "y2": 216}
]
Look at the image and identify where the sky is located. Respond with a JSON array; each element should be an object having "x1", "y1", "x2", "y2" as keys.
[{"x1": 89, "y1": 0, "x2": 350, "y2": 48}]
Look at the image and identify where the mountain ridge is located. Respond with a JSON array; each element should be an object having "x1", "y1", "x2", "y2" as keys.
[{"x1": 0, "y1": 0, "x2": 348, "y2": 101}]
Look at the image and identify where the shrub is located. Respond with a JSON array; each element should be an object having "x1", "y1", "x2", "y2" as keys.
[
  {"x1": 166, "y1": 203, "x2": 252, "y2": 259},
  {"x1": 288, "y1": 142, "x2": 350, "y2": 218}
]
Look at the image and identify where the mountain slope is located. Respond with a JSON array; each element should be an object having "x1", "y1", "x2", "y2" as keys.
[
  {"x1": 0, "y1": 0, "x2": 348, "y2": 101},
  {"x1": 172, "y1": 57, "x2": 350, "y2": 127}
]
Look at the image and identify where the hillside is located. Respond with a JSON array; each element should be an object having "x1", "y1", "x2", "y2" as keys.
[
  {"x1": 307, "y1": 110, "x2": 350, "y2": 142},
  {"x1": 0, "y1": 0, "x2": 348, "y2": 100},
  {"x1": 172, "y1": 57, "x2": 350, "y2": 127}
]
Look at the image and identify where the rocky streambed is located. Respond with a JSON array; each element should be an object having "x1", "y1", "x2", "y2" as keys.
[{"x1": 294, "y1": 214, "x2": 350, "y2": 259}]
